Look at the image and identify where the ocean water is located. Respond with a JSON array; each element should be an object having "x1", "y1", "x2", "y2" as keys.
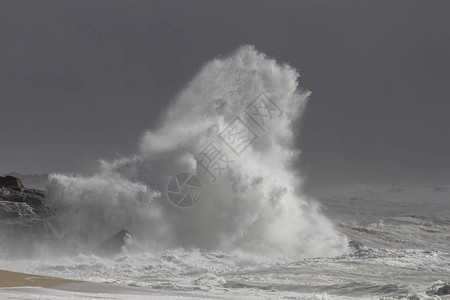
[
  {"x1": 1, "y1": 46, "x2": 448, "y2": 299},
  {"x1": 1, "y1": 186, "x2": 449, "y2": 299}
]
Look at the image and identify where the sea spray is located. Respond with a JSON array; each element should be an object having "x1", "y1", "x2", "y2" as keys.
[{"x1": 46, "y1": 45, "x2": 348, "y2": 258}]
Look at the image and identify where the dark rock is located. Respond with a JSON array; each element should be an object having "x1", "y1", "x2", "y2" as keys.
[
  {"x1": 348, "y1": 240, "x2": 364, "y2": 251},
  {"x1": 433, "y1": 284, "x2": 450, "y2": 296},
  {"x1": 96, "y1": 230, "x2": 132, "y2": 256},
  {"x1": 0, "y1": 175, "x2": 25, "y2": 192},
  {"x1": 0, "y1": 176, "x2": 47, "y2": 210},
  {"x1": 0, "y1": 201, "x2": 34, "y2": 219},
  {"x1": 0, "y1": 175, "x2": 51, "y2": 248},
  {"x1": 24, "y1": 188, "x2": 45, "y2": 198},
  {"x1": 0, "y1": 204, "x2": 21, "y2": 219},
  {"x1": 7, "y1": 173, "x2": 49, "y2": 190},
  {"x1": 23, "y1": 192, "x2": 46, "y2": 208}
]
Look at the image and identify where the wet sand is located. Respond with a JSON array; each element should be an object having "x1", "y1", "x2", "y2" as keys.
[
  {"x1": 0, "y1": 269, "x2": 229, "y2": 299},
  {"x1": 0, "y1": 269, "x2": 82, "y2": 288}
]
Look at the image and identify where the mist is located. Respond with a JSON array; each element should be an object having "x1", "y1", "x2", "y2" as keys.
[{"x1": 45, "y1": 46, "x2": 347, "y2": 258}]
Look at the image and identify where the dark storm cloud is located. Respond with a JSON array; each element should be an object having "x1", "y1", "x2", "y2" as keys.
[{"x1": 0, "y1": 0, "x2": 449, "y2": 191}]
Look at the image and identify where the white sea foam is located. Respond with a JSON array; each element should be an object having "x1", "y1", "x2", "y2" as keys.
[
  {"x1": 2, "y1": 46, "x2": 449, "y2": 300},
  {"x1": 45, "y1": 45, "x2": 347, "y2": 258}
]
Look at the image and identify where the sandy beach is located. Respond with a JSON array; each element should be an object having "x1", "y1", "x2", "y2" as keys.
[
  {"x1": 0, "y1": 269, "x2": 238, "y2": 299},
  {"x1": 0, "y1": 269, "x2": 82, "y2": 288}
]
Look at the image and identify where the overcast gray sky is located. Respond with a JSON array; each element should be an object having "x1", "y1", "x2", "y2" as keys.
[{"x1": 1, "y1": 0, "x2": 449, "y2": 192}]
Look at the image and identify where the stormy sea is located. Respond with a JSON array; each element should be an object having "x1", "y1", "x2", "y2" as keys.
[{"x1": 1, "y1": 46, "x2": 449, "y2": 299}]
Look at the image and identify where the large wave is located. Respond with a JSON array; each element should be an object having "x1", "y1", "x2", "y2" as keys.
[{"x1": 46, "y1": 45, "x2": 347, "y2": 258}]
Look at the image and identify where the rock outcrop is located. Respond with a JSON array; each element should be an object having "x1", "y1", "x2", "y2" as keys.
[
  {"x1": 0, "y1": 175, "x2": 25, "y2": 192},
  {"x1": 0, "y1": 175, "x2": 52, "y2": 254},
  {"x1": 0, "y1": 175, "x2": 46, "y2": 211},
  {"x1": 7, "y1": 173, "x2": 49, "y2": 190},
  {"x1": 1, "y1": 175, "x2": 134, "y2": 257},
  {"x1": 96, "y1": 229, "x2": 132, "y2": 256}
]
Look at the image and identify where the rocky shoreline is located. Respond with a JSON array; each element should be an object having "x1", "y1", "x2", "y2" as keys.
[{"x1": 0, "y1": 175, "x2": 130, "y2": 257}]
